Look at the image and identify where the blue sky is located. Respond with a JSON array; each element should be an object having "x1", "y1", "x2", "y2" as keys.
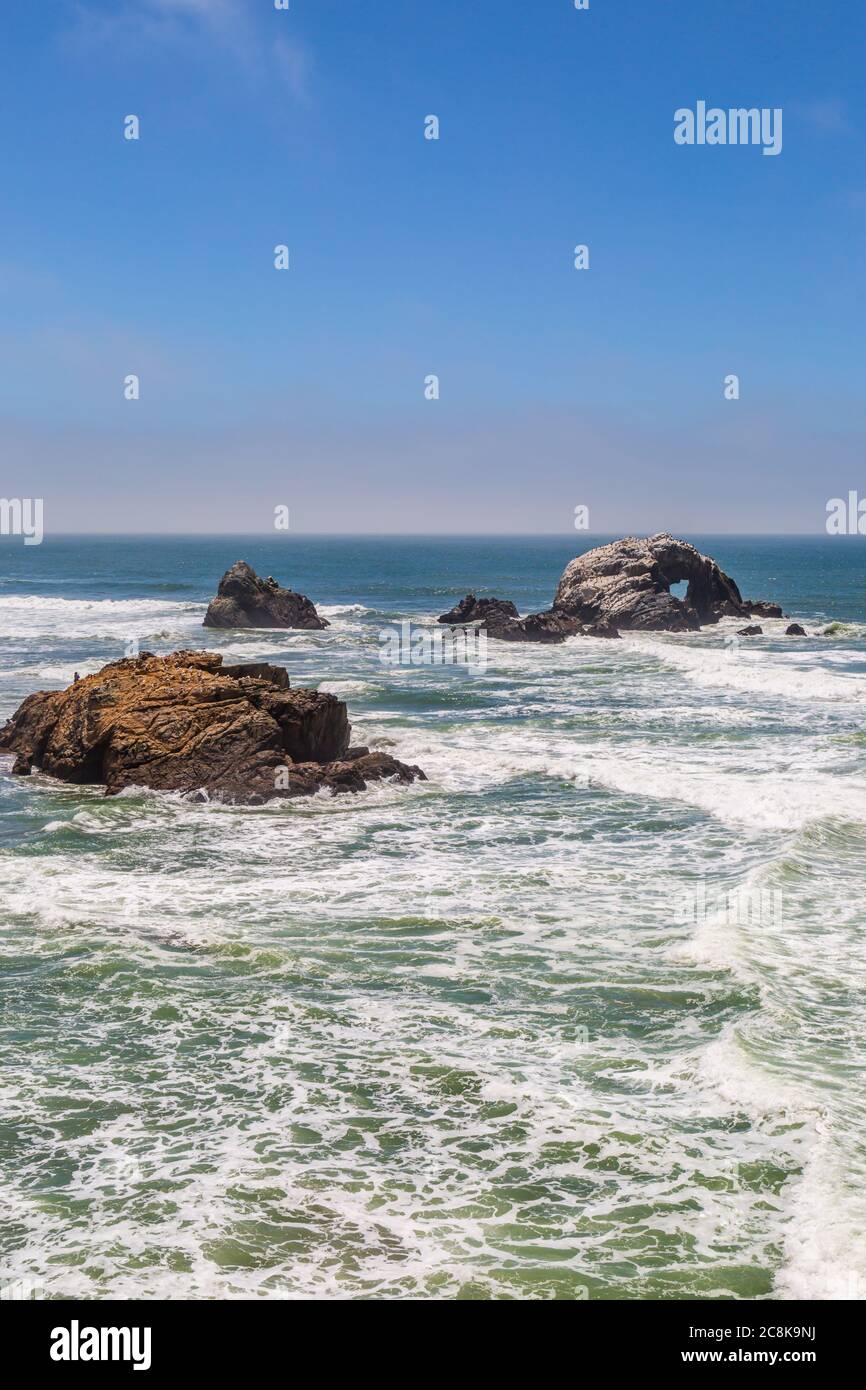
[{"x1": 1, "y1": 0, "x2": 864, "y2": 533}]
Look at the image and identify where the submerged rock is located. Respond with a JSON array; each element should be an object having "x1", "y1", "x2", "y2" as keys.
[
  {"x1": 553, "y1": 534, "x2": 778, "y2": 632},
  {"x1": 203, "y1": 561, "x2": 328, "y2": 630},
  {"x1": 737, "y1": 625, "x2": 763, "y2": 636},
  {"x1": 0, "y1": 651, "x2": 424, "y2": 804}
]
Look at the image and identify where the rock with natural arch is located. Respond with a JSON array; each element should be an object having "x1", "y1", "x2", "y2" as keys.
[{"x1": 553, "y1": 533, "x2": 782, "y2": 632}]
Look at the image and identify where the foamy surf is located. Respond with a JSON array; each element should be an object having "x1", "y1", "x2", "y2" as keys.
[{"x1": 628, "y1": 632, "x2": 866, "y2": 704}]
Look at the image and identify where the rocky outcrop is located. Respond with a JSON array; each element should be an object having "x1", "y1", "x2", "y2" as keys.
[
  {"x1": 490, "y1": 609, "x2": 582, "y2": 643},
  {"x1": 203, "y1": 561, "x2": 328, "y2": 630},
  {"x1": 737, "y1": 625, "x2": 762, "y2": 636},
  {"x1": 497, "y1": 610, "x2": 620, "y2": 642},
  {"x1": 438, "y1": 595, "x2": 520, "y2": 628},
  {"x1": 785, "y1": 623, "x2": 807, "y2": 637},
  {"x1": 743, "y1": 600, "x2": 784, "y2": 619},
  {"x1": 0, "y1": 652, "x2": 424, "y2": 804},
  {"x1": 552, "y1": 534, "x2": 778, "y2": 633},
  {"x1": 438, "y1": 536, "x2": 777, "y2": 641},
  {"x1": 437, "y1": 595, "x2": 619, "y2": 644}
]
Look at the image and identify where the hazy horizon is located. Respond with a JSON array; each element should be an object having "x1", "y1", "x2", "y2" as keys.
[{"x1": 5, "y1": 528, "x2": 865, "y2": 540}]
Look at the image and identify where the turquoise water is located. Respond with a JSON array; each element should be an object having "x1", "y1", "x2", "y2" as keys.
[{"x1": 2, "y1": 534, "x2": 866, "y2": 1300}]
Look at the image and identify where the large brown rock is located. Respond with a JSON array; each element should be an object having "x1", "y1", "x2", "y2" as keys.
[
  {"x1": 553, "y1": 534, "x2": 776, "y2": 632},
  {"x1": 203, "y1": 561, "x2": 328, "y2": 630},
  {"x1": 0, "y1": 651, "x2": 424, "y2": 804}
]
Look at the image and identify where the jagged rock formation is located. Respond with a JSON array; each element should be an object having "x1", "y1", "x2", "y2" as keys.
[
  {"x1": 438, "y1": 537, "x2": 777, "y2": 641},
  {"x1": 552, "y1": 534, "x2": 781, "y2": 633},
  {"x1": 203, "y1": 561, "x2": 328, "y2": 630},
  {"x1": 0, "y1": 652, "x2": 424, "y2": 804},
  {"x1": 438, "y1": 595, "x2": 520, "y2": 628},
  {"x1": 743, "y1": 600, "x2": 784, "y2": 619},
  {"x1": 437, "y1": 594, "x2": 619, "y2": 643},
  {"x1": 199, "y1": 540, "x2": 784, "y2": 648}
]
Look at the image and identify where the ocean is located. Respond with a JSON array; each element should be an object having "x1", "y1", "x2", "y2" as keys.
[{"x1": 1, "y1": 534, "x2": 865, "y2": 1301}]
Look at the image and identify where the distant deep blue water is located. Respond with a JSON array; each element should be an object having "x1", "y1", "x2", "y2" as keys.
[{"x1": 2, "y1": 534, "x2": 866, "y2": 1300}]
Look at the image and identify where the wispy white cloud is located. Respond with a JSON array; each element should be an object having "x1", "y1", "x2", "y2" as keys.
[
  {"x1": 791, "y1": 99, "x2": 852, "y2": 135},
  {"x1": 150, "y1": 0, "x2": 237, "y2": 14},
  {"x1": 64, "y1": 0, "x2": 311, "y2": 99}
]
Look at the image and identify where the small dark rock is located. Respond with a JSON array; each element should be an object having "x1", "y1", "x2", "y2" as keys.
[
  {"x1": 582, "y1": 619, "x2": 622, "y2": 639},
  {"x1": 438, "y1": 594, "x2": 519, "y2": 626},
  {"x1": 744, "y1": 600, "x2": 784, "y2": 619},
  {"x1": 490, "y1": 609, "x2": 584, "y2": 643},
  {"x1": 737, "y1": 625, "x2": 763, "y2": 637},
  {"x1": 785, "y1": 623, "x2": 807, "y2": 637}
]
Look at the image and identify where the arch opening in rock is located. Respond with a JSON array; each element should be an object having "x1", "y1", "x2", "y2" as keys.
[{"x1": 553, "y1": 534, "x2": 766, "y2": 632}]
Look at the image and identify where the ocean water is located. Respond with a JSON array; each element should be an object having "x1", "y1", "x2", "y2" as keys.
[{"x1": 1, "y1": 534, "x2": 866, "y2": 1302}]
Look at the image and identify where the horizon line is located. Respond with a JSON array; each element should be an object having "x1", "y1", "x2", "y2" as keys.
[{"x1": 0, "y1": 530, "x2": 852, "y2": 541}]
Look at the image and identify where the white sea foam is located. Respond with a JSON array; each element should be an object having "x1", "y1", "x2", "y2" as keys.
[
  {"x1": 317, "y1": 604, "x2": 371, "y2": 617},
  {"x1": 202, "y1": 636, "x2": 328, "y2": 660},
  {"x1": 627, "y1": 633, "x2": 866, "y2": 704},
  {"x1": 577, "y1": 752, "x2": 866, "y2": 828},
  {"x1": 0, "y1": 593, "x2": 202, "y2": 640},
  {"x1": 386, "y1": 719, "x2": 866, "y2": 829},
  {"x1": 4, "y1": 663, "x2": 103, "y2": 682},
  {"x1": 317, "y1": 679, "x2": 377, "y2": 697},
  {"x1": 776, "y1": 1133, "x2": 866, "y2": 1300}
]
